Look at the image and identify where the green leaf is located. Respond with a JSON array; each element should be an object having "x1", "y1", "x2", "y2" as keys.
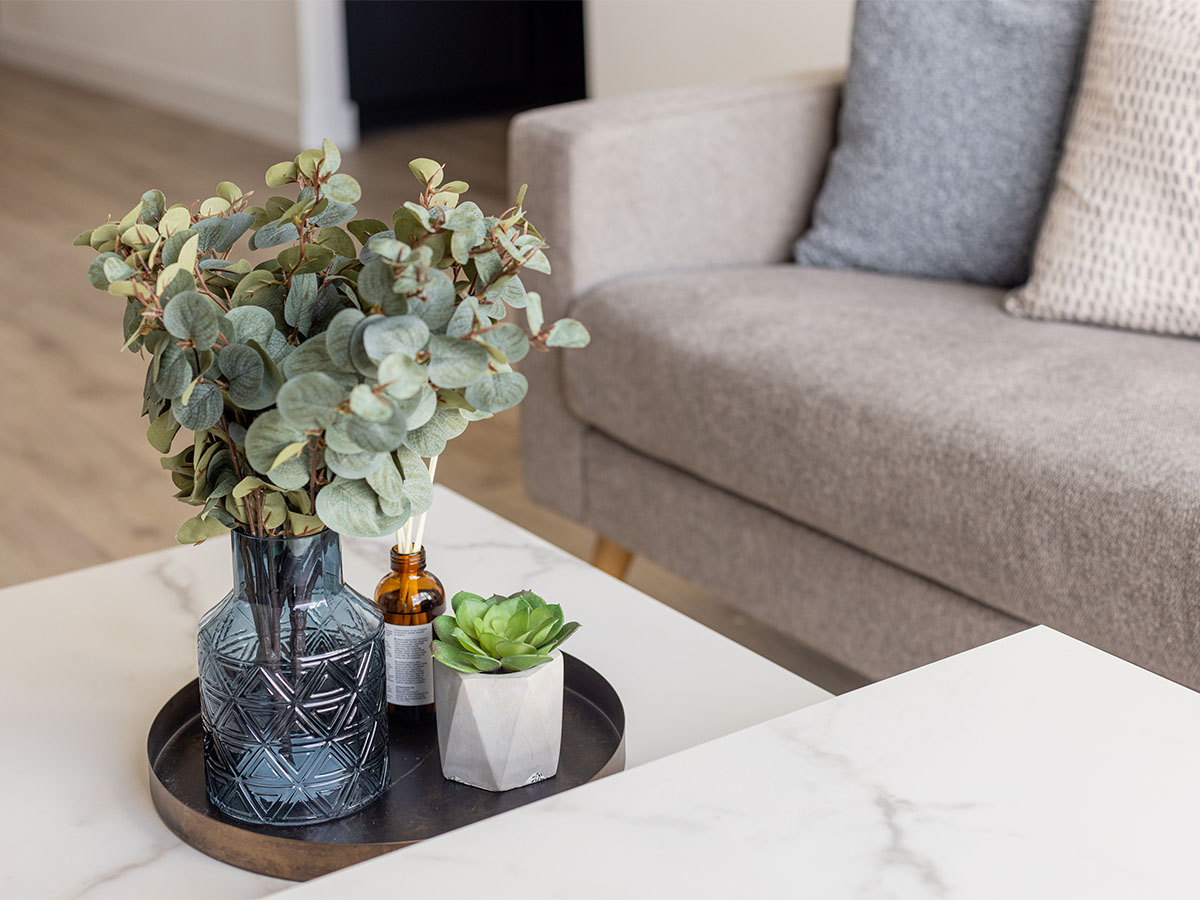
[
  {"x1": 311, "y1": 200, "x2": 356, "y2": 228},
  {"x1": 176, "y1": 514, "x2": 232, "y2": 545},
  {"x1": 347, "y1": 218, "x2": 389, "y2": 245},
  {"x1": 392, "y1": 383, "x2": 437, "y2": 431},
  {"x1": 427, "y1": 335, "x2": 491, "y2": 389},
  {"x1": 526, "y1": 292, "x2": 544, "y2": 334},
  {"x1": 224, "y1": 305, "x2": 275, "y2": 345},
  {"x1": 377, "y1": 352, "x2": 426, "y2": 401},
  {"x1": 154, "y1": 343, "x2": 192, "y2": 400},
  {"x1": 499, "y1": 654, "x2": 554, "y2": 673},
  {"x1": 276, "y1": 371, "x2": 347, "y2": 429},
  {"x1": 546, "y1": 318, "x2": 590, "y2": 348},
  {"x1": 216, "y1": 181, "x2": 243, "y2": 203},
  {"x1": 250, "y1": 220, "x2": 300, "y2": 250},
  {"x1": 403, "y1": 408, "x2": 468, "y2": 456},
  {"x1": 296, "y1": 147, "x2": 323, "y2": 178},
  {"x1": 433, "y1": 614, "x2": 457, "y2": 643},
  {"x1": 349, "y1": 383, "x2": 392, "y2": 421},
  {"x1": 479, "y1": 323, "x2": 530, "y2": 364},
  {"x1": 315, "y1": 476, "x2": 407, "y2": 538},
  {"x1": 325, "y1": 307, "x2": 365, "y2": 371},
  {"x1": 319, "y1": 138, "x2": 341, "y2": 177},
  {"x1": 163, "y1": 291, "x2": 219, "y2": 347},
  {"x1": 146, "y1": 409, "x2": 181, "y2": 453},
  {"x1": 284, "y1": 272, "x2": 319, "y2": 332},
  {"x1": 408, "y1": 157, "x2": 444, "y2": 187},
  {"x1": 323, "y1": 415, "x2": 362, "y2": 454},
  {"x1": 325, "y1": 173, "x2": 361, "y2": 203},
  {"x1": 220, "y1": 340, "x2": 283, "y2": 410},
  {"x1": 406, "y1": 270, "x2": 457, "y2": 330},
  {"x1": 347, "y1": 404, "x2": 408, "y2": 453},
  {"x1": 265, "y1": 161, "x2": 299, "y2": 187},
  {"x1": 325, "y1": 448, "x2": 385, "y2": 479},
  {"x1": 395, "y1": 446, "x2": 433, "y2": 515},
  {"x1": 270, "y1": 441, "x2": 306, "y2": 471},
  {"x1": 358, "y1": 258, "x2": 394, "y2": 306},
  {"x1": 103, "y1": 256, "x2": 135, "y2": 284},
  {"x1": 365, "y1": 453, "x2": 409, "y2": 517},
  {"x1": 172, "y1": 382, "x2": 223, "y2": 431},
  {"x1": 244, "y1": 409, "x2": 306, "y2": 472},
  {"x1": 363, "y1": 315, "x2": 430, "y2": 362},
  {"x1": 464, "y1": 371, "x2": 528, "y2": 414},
  {"x1": 316, "y1": 226, "x2": 356, "y2": 259},
  {"x1": 539, "y1": 621, "x2": 581, "y2": 653}
]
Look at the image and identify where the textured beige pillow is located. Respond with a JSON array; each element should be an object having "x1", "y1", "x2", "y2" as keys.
[{"x1": 1005, "y1": 0, "x2": 1200, "y2": 336}]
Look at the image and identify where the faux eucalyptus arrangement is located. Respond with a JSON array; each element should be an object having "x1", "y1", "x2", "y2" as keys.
[
  {"x1": 74, "y1": 140, "x2": 589, "y2": 544},
  {"x1": 433, "y1": 589, "x2": 580, "y2": 674}
]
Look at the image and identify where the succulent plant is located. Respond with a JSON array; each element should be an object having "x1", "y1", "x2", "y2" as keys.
[
  {"x1": 74, "y1": 142, "x2": 590, "y2": 544},
  {"x1": 433, "y1": 590, "x2": 580, "y2": 674}
]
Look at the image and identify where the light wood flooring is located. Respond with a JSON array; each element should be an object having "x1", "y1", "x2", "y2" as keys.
[{"x1": 0, "y1": 64, "x2": 866, "y2": 694}]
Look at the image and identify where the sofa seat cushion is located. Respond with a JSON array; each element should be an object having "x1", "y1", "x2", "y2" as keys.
[{"x1": 563, "y1": 266, "x2": 1200, "y2": 671}]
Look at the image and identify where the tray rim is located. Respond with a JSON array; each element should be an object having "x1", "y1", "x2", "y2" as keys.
[{"x1": 147, "y1": 652, "x2": 625, "y2": 881}]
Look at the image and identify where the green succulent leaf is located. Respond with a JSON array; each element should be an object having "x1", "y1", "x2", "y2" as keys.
[{"x1": 499, "y1": 654, "x2": 554, "y2": 673}]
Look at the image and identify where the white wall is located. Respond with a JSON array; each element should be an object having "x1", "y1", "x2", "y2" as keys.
[
  {"x1": 585, "y1": 0, "x2": 854, "y2": 98},
  {"x1": 0, "y1": 0, "x2": 356, "y2": 150}
]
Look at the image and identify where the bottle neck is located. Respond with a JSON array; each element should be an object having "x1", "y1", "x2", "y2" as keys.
[{"x1": 389, "y1": 546, "x2": 426, "y2": 576}]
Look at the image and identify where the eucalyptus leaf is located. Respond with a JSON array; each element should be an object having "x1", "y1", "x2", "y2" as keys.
[
  {"x1": 479, "y1": 323, "x2": 529, "y2": 364},
  {"x1": 325, "y1": 307, "x2": 365, "y2": 371},
  {"x1": 224, "y1": 305, "x2": 275, "y2": 345},
  {"x1": 163, "y1": 291, "x2": 219, "y2": 347},
  {"x1": 172, "y1": 382, "x2": 223, "y2": 431},
  {"x1": 377, "y1": 352, "x2": 426, "y2": 400},
  {"x1": 546, "y1": 318, "x2": 590, "y2": 348},
  {"x1": 362, "y1": 315, "x2": 430, "y2": 361},
  {"x1": 315, "y1": 476, "x2": 407, "y2": 538},
  {"x1": 285, "y1": 272, "x2": 319, "y2": 332},
  {"x1": 244, "y1": 409, "x2": 306, "y2": 472},
  {"x1": 325, "y1": 448, "x2": 385, "y2": 479},
  {"x1": 276, "y1": 371, "x2": 347, "y2": 429},
  {"x1": 464, "y1": 371, "x2": 528, "y2": 414},
  {"x1": 403, "y1": 408, "x2": 468, "y2": 456},
  {"x1": 427, "y1": 335, "x2": 491, "y2": 388}
]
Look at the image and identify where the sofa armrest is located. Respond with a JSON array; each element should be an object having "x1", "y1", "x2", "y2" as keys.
[
  {"x1": 509, "y1": 74, "x2": 841, "y2": 522},
  {"x1": 509, "y1": 72, "x2": 842, "y2": 306}
]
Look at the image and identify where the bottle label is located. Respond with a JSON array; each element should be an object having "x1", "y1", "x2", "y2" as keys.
[{"x1": 383, "y1": 622, "x2": 434, "y2": 706}]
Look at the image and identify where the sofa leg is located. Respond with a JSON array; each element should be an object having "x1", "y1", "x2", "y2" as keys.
[{"x1": 592, "y1": 537, "x2": 633, "y2": 580}]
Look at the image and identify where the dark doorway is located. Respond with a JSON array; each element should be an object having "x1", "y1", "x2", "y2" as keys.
[{"x1": 345, "y1": 0, "x2": 588, "y2": 134}]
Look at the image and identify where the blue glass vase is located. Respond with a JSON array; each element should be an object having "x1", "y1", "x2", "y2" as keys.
[{"x1": 197, "y1": 529, "x2": 389, "y2": 825}]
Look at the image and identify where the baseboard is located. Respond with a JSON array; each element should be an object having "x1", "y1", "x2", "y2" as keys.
[{"x1": 0, "y1": 23, "x2": 302, "y2": 149}]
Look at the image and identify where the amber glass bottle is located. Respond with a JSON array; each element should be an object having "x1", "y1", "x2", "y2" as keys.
[{"x1": 373, "y1": 547, "x2": 446, "y2": 723}]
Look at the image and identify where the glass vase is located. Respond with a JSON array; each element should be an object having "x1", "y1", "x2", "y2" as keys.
[{"x1": 197, "y1": 529, "x2": 389, "y2": 825}]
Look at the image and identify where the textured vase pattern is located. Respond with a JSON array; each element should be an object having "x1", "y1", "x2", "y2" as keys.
[{"x1": 198, "y1": 530, "x2": 388, "y2": 825}]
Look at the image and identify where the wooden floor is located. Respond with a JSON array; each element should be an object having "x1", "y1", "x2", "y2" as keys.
[{"x1": 0, "y1": 64, "x2": 866, "y2": 694}]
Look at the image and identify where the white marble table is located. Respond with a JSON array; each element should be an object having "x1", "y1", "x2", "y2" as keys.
[
  {"x1": 283, "y1": 626, "x2": 1200, "y2": 899},
  {"x1": 0, "y1": 487, "x2": 828, "y2": 900}
]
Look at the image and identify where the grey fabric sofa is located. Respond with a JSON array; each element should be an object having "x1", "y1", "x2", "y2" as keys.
[{"x1": 509, "y1": 73, "x2": 1200, "y2": 688}]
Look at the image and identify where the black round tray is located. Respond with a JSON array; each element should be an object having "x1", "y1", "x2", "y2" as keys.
[{"x1": 148, "y1": 653, "x2": 625, "y2": 881}]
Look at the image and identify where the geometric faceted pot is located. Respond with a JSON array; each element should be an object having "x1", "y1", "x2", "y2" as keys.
[
  {"x1": 197, "y1": 529, "x2": 389, "y2": 825},
  {"x1": 433, "y1": 652, "x2": 563, "y2": 792}
]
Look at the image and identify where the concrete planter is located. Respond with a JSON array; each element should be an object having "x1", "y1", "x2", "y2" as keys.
[{"x1": 433, "y1": 652, "x2": 564, "y2": 792}]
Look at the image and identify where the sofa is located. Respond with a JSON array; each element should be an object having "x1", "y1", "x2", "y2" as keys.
[{"x1": 509, "y1": 73, "x2": 1200, "y2": 688}]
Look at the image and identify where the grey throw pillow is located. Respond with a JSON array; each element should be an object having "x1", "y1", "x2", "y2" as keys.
[{"x1": 794, "y1": 0, "x2": 1093, "y2": 288}]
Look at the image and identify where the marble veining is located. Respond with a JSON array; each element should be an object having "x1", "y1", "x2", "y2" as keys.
[
  {"x1": 0, "y1": 487, "x2": 826, "y2": 899},
  {"x1": 278, "y1": 627, "x2": 1200, "y2": 900}
]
